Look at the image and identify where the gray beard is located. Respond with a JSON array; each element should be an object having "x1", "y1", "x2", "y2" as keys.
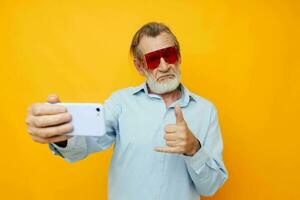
[{"x1": 143, "y1": 69, "x2": 181, "y2": 94}]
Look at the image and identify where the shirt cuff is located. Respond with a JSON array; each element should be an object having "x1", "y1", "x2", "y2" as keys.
[
  {"x1": 49, "y1": 143, "x2": 65, "y2": 158},
  {"x1": 48, "y1": 136, "x2": 84, "y2": 158},
  {"x1": 182, "y1": 146, "x2": 210, "y2": 173}
]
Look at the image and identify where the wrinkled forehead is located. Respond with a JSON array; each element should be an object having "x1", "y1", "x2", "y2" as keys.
[{"x1": 138, "y1": 32, "x2": 175, "y2": 55}]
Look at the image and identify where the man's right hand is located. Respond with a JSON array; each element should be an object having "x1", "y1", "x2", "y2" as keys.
[{"x1": 25, "y1": 94, "x2": 73, "y2": 144}]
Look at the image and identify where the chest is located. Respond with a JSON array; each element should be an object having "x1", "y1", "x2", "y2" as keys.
[{"x1": 117, "y1": 99, "x2": 209, "y2": 148}]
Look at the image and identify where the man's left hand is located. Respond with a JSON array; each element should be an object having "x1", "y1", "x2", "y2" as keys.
[{"x1": 155, "y1": 104, "x2": 201, "y2": 156}]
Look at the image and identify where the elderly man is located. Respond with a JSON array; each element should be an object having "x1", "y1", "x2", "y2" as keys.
[{"x1": 26, "y1": 22, "x2": 228, "y2": 200}]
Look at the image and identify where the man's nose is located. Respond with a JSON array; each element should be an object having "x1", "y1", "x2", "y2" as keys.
[{"x1": 158, "y1": 57, "x2": 170, "y2": 71}]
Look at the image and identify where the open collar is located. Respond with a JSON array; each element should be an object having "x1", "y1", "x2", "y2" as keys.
[{"x1": 131, "y1": 82, "x2": 196, "y2": 107}]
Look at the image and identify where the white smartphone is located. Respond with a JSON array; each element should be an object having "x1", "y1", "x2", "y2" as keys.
[{"x1": 49, "y1": 103, "x2": 106, "y2": 137}]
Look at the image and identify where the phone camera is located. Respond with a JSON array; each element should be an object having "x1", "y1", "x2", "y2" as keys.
[{"x1": 96, "y1": 108, "x2": 100, "y2": 112}]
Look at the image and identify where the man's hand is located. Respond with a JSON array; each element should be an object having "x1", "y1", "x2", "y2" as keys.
[
  {"x1": 155, "y1": 104, "x2": 201, "y2": 156},
  {"x1": 25, "y1": 94, "x2": 73, "y2": 144}
]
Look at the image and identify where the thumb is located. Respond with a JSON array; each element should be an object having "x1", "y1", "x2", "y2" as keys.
[
  {"x1": 175, "y1": 104, "x2": 185, "y2": 124},
  {"x1": 47, "y1": 94, "x2": 60, "y2": 104}
]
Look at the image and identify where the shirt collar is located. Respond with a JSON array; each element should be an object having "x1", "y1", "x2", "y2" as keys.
[
  {"x1": 131, "y1": 82, "x2": 196, "y2": 107},
  {"x1": 131, "y1": 82, "x2": 149, "y2": 95}
]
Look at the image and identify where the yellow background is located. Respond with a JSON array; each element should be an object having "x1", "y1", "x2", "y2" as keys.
[{"x1": 0, "y1": 0, "x2": 299, "y2": 199}]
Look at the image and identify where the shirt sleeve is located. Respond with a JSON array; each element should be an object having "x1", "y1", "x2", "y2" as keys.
[
  {"x1": 182, "y1": 104, "x2": 228, "y2": 196},
  {"x1": 48, "y1": 92, "x2": 122, "y2": 163}
]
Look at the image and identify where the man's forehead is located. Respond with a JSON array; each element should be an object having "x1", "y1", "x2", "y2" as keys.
[{"x1": 139, "y1": 32, "x2": 175, "y2": 55}]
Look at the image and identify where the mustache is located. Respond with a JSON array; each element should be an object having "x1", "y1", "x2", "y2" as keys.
[
  {"x1": 157, "y1": 74, "x2": 176, "y2": 81},
  {"x1": 142, "y1": 67, "x2": 181, "y2": 82}
]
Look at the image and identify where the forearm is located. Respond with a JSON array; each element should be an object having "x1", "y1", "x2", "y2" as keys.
[{"x1": 49, "y1": 135, "x2": 115, "y2": 163}]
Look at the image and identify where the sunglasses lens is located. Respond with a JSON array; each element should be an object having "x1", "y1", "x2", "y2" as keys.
[
  {"x1": 163, "y1": 47, "x2": 178, "y2": 64},
  {"x1": 145, "y1": 52, "x2": 161, "y2": 70},
  {"x1": 144, "y1": 46, "x2": 179, "y2": 70}
]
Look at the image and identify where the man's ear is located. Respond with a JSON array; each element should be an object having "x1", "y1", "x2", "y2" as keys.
[
  {"x1": 177, "y1": 53, "x2": 182, "y2": 64},
  {"x1": 134, "y1": 58, "x2": 146, "y2": 76}
]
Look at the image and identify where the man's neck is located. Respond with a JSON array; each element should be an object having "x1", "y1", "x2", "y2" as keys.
[
  {"x1": 147, "y1": 85, "x2": 182, "y2": 108},
  {"x1": 160, "y1": 89, "x2": 181, "y2": 108}
]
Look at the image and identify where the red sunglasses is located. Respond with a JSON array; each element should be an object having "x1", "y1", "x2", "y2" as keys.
[{"x1": 144, "y1": 46, "x2": 179, "y2": 70}]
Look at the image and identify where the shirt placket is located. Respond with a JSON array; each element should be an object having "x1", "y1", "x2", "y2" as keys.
[{"x1": 156, "y1": 107, "x2": 174, "y2": 200}]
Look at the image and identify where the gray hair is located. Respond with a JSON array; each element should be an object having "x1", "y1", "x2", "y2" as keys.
[{"x1": 130, "y1": 22, "x2": 181, "y2": 60}]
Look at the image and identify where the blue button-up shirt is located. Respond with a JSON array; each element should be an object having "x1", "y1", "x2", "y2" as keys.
[{"x1": 49, "y1": 82, "x2": 228, "y2": 200}]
